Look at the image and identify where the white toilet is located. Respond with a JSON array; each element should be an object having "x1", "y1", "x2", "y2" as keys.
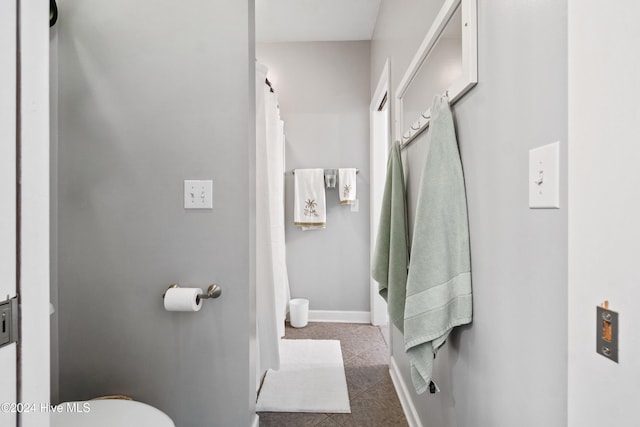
[{"x1": 50, "y1": 399, "x2": 175, "y2": 427}]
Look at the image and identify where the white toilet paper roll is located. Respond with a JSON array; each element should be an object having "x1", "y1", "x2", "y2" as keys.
[{"x1": 163, "y1": 288, "x2": 203, "y2": 312}]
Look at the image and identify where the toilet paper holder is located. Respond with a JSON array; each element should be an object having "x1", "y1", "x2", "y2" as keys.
[{"x1": 163, "y1": 283, "x2": 222, "y2": 303}]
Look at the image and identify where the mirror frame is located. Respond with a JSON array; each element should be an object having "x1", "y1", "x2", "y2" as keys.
[{"x1": 395, "y1": 0, "x2": 477, "y2": 147}]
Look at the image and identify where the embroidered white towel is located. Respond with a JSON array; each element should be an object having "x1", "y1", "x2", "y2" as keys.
[
  {"x1": 294, "y1": 169, "x2": 326, "y2": 230},
  {"x1": 339, "y1": 168, "x2": 357, "y2": 205}
]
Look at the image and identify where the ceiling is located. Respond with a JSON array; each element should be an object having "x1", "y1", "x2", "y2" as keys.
[{"x1": 256, "y1": 0, "x2": 383, "y2": 43}]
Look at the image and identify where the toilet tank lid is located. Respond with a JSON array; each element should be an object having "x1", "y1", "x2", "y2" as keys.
[{"x1": 51, "y1": 399, "x2": 175, "y2": 427}]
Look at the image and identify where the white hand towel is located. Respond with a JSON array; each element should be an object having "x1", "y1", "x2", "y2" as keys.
[
  {"x1": 294, "y1": 169, "x2": 326, "y2": 230},
  {"x1": 339, "y1": 168, "x2": 357, "y2": 205}
]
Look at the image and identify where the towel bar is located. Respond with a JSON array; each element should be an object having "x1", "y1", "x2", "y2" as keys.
[{"x1": 292, "y1": 168, "x2": 359, "y2": 175}]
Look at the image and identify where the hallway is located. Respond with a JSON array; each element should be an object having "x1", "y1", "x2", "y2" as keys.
[{"x1": 258, "y1": 323, "x2": 407, "y2": 427}]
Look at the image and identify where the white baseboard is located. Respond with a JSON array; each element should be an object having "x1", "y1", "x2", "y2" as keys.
[
  {"x1": 307, "y1": 310, "x2": 370, "y2": 324},
  {"x1": 389, "y1": 356, "x2": 423, "y2": 427},
  {"x1": 250, "y1": 413, "x2": 259, "y2": 427}
]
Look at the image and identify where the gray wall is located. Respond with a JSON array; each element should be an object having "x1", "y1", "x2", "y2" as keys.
[
  {"x1": 372, "y1": 0, "x2": 568, "y2": 426},
  {"x1": 55, "y1": 1, "x2": 256, "y2": 426},
  {"x1": 256, "y1": 42, "x2": 371, "y2": 312}
]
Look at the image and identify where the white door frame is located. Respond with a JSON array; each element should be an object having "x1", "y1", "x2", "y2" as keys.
[
  {"x1": 0, "y1": 0, "x2": 50, "y2": 427},
  {"x1": 0, "y1": 2, "x2": 18, "y2": 425},
  {"x1": 20, "y1": 1, "x2": 51, "y2": 423},
  {"x1": 369, "y1": 59, "x2": 391, "y2": 326}
]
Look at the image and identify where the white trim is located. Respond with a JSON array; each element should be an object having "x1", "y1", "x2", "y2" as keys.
[
  {"x1": 0, "y1": 0, "x2": 16, "y2": 303},
  {"x1": 395, "y1": 0, "x2": 477, "y2": 146},
  {"x1": 308, "y1": 310, "x2": 370, "y2": 324},
  {"x1": 389, "y1": 356, "x2": 423, "y2": 427},
  {"x1": 19, "y1": 0, "x2": 50, "y2": 424},
  {"x1": 371, "y1": 58, "x2": 391, "y2": 113},
  {"x1": 251, "y1": 413, "x2": 260, "y2": 427},
  {"x1": 0, "y1": 3, "x2": 17, "y2": 421},
  {"x1": 369, "y1": 58, "x2": 391, "y2": 327}
]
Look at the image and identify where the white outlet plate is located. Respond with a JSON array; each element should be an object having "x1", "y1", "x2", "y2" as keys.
[
  {"x1": 529, "y1": 142, "x2": 560, "y2": 209},
  {"x1": 184, "y1": 180, "x2": 213, "y2": 209}
]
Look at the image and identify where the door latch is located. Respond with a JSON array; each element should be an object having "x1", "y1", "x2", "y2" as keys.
[
  {"x1": 596, "y1": 301, "x2": 618, "y2": 363},
  {"x1": 0, "y1": 297, "x2": 18, "y2": 348}
]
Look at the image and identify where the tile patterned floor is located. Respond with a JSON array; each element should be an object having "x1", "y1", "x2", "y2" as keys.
[{"x1": 258, "y1": 322, "x2": 408, "y2": 427}]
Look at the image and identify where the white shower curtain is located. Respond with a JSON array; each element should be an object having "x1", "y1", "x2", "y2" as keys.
[{"x1": 256, "y1": 63, "x2": 291, "y2": 381}]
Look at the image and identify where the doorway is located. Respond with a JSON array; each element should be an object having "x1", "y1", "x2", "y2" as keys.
[{"x1": 370, "y1": 59, "x2": 391, "y2": 342}]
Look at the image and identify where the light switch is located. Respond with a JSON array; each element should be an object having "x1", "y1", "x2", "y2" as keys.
[
  {"x1": 529, "y1": 142, "x2": 560, "y2": 209},
  {"x1": 184, "y1": 180, "x2": 213, "y2": 209}
]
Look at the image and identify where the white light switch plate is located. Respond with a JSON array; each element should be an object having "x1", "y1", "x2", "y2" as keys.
[
  {"x1": 184, "y1": 180, "x2": 213, "y2": 209},
  {"x1": 529, "y1": 142, "x2": 560, "y2": 209}
]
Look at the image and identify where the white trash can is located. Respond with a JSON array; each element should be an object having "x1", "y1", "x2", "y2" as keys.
[{"x1": 289, "y1": 298, "x2": 309, "y2": 328}]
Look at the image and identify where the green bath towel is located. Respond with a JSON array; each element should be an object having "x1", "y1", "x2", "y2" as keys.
[
  {"x1": 372, "y1": 141, "x2": 409, "y2": 332},
  {"x1": 404, "y1": 95, "x2": 472, "y2": 394}
]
